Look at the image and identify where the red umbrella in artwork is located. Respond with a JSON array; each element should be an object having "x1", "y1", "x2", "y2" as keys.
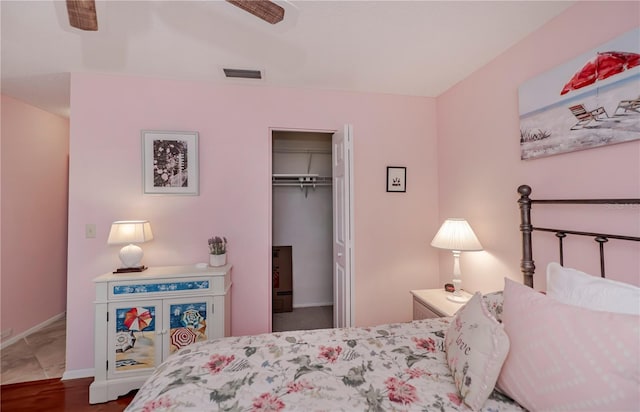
[
  {"x1": 170, "y1": 327, "x2": 198, "y2": 350},
  {"x1": 560, "y1": 51, "x2": 640, "y2": 95},
  {"x1": 124, "y1": 307, "x2": 153, "y2": 331}
]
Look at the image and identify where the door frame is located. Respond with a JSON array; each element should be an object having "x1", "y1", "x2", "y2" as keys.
[{"x1": 268, "y1": 126, "x2": 354, "y2": 330}]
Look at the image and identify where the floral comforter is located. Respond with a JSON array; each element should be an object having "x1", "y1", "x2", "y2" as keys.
[{"x1": 126, "y1": 318, "x2": 523, "y2": 411}]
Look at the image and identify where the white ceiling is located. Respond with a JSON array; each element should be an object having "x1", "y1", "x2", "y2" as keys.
[{"x1": 1, "y1": 0, "x2": 574, "y2": 117}]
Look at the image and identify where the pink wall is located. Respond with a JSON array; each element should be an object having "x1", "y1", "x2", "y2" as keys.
[
  {"x1": 1, "y1": 95, "x2": 69, "y2": 343},
  {"x1": 66, "y1": 75, "x2": 439, "y2": 372},
  {"x1": 436, "y1": 2, "x2": 640, "y2": 293}
]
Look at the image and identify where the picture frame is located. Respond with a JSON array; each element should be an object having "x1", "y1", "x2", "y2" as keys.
[
  {"x1": 518, "y1": 28, "x2": 639, "y2": 160},
  {"x1": 386, "y1": 166, "x2": 406, "y2": 192},
  {"x1": 142, "y1": 130, "x2": 199, "y2": 195}
]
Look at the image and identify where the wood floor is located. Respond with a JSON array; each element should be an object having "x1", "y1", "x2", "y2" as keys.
[{"x1": 0, "y1": 377, "x2": 134, "y2": 411}]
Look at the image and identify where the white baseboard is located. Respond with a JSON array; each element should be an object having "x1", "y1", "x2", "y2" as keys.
[
  {"x1": 292, "y1": 302, "x2": 333, "y2": 309},
  {"x1": 0, "y1": 312, "x2": 66, "y2": 350},
  {"x1": 62, "y1": 368, "x2": 95, "y2": 381}
]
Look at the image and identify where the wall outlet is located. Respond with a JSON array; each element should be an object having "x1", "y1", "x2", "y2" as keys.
[
  {"x1": 86, "y1": 224, "x2": 96, "y2": 238},
  {"x1": 1, "y1": 328, "x2": 13, "y2": 340}
]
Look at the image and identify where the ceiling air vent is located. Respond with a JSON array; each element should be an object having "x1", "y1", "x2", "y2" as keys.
[{"x1": 223, "y1": 68, "x2": 262, "y2": 79}]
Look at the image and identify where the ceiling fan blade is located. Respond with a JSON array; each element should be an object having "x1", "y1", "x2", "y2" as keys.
[
  {"x1": 66, "y1": 0, "x2": 98, "y2": 31},
  {"x1": 226, "y1": 0, "x2": 285, "y2": 24}
]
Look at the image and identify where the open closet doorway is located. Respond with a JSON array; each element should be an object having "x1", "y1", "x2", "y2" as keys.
[{"x1": 271, "y1": 127, "x2": 353, "y2": 332}]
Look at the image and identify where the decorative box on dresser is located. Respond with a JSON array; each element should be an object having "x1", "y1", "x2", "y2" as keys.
[
  {"x1": 410, "y1": 289, "x2": 472, "y2": 319},
  {"x1": 89, "y1": 264, "x2": 232, "y2": 404}
]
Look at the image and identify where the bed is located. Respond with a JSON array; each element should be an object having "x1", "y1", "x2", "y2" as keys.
[{"x1": 125, "y1": 185, "x2": 639, "y2": 411}]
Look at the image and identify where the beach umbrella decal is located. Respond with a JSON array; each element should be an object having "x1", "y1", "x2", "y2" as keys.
[
  {"x1": 181, "y1": 309, "x2": 204, "y2": 329},
  {"x1": 115, "y1": 331, "x2": 136, "y2": 352},
  {"x1": 124, "y1": 307, "x2": 153, "y2": 331},
  {"x1": 170, "y1": 327, "x2": 198, "y2": 349},
  {"x1": 560, "y1": 51, "x2": 640, "y2": 95}
]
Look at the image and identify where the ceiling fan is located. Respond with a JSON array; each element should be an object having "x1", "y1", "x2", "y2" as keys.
[{"x1": 66, "y1": 0, "x2": 285, "y2": 31}]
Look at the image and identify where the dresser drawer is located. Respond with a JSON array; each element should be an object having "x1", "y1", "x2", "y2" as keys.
[{"x1": 110, "y1": 277, "x2": 211, "y2": 298}]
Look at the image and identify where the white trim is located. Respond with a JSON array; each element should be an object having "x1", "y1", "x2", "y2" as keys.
[
  {"x1": 62, "y1": 368, "x2": 95, "y2": 380},
  {"x1": 268, "y1": 130, "x2": 274, "y2": 332},
  {"x1": 0, "y1": 312, "x2": 65, "y2": 350},
  {"x1": 346, "y1": 125, "x2": 356, "y2": 327},
  {"x1": 292, "y1": 301, "x2": 333, "y2": 309},
  {"x1": 268, "y1": 126, "x2": 341, "y2": 333}
]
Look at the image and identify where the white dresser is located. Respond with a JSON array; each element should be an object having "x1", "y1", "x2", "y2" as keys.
[{"x1": 89, "y1": 264, "x2": 232, "y2": 404}]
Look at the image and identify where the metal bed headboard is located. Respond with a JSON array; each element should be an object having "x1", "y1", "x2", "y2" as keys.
[{"x1": 518, "y1": 185, "x2": 640, "y2": 288}]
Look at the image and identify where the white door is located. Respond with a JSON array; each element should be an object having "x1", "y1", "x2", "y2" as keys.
[{"x1": 332, "y1": 125, "x2": 354, "y2": 328}]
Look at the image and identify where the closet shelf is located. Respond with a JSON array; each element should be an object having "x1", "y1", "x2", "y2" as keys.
[
  {"x1": 273, "y1": 173, "x2": 320, "y2": 178},
  {"x1": 272, "y1": 174, "x2": 332, "y2": 197},
  {"x1": 272, "y1": 174, "x2": 332, "y2": 186}
]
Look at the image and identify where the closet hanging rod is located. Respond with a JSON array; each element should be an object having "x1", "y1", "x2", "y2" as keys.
[
  {"x1": 272, "y1": 175, "x2": 332, "y2": 188},
  {"x1": 272, "y1": 183, "x2": 332, "y2": 187},
  {"x1": 272, "y1": 175, "x2": 332, "y2": 183}
]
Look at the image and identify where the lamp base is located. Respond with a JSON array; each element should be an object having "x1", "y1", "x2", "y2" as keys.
[
  {"x1": 113, "y1": 266, "x2": 148, "y2": 274},
  {"x1": 446, "y1": 293, "x2": 470, "y2": 303}
]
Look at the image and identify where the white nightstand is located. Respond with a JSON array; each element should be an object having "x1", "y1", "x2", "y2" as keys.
[{"x1": 410, "y1": 289, "x2": 472, "y2": 320}]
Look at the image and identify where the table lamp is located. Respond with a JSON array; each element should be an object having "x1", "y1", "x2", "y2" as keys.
[
  {"x1": 107, "y1": 220, "x2": 154, "y2": 273},
  {"x1": 431, "y1": 218, "x2": 483, "y2": 302}
]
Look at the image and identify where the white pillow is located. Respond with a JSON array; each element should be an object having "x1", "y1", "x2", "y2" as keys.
[
  {"x1": 445, "y1": 292, "x2": 510, "y2": 411},
  {"x1": 546, "y1": 262, "x2": 640, "y2": 315}
]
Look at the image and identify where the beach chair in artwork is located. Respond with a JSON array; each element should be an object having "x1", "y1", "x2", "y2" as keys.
[
  {"x1": 614, "y1": 97, "x2": 640, "y2": 115},
  {"x1": 568, "y1": 104, "x2": 609, "y2": 130}
]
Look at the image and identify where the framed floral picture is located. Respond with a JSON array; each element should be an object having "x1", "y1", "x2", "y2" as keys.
[{"x1": 142, "y1": 130, "x2": 199, "y2": 195}]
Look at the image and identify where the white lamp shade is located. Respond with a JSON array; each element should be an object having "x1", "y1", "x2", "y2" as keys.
[
  {"x1": 108, "y1": 220, "x2": 153, "y2": 269},
  {"x1": 107, "y1": 221, "x2": 154, "y2": 245},
  {"x1": 431, "y1": 218, "x2": 482, "y2": 251}
]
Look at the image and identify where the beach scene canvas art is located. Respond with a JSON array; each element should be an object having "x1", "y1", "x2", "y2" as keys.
[{"x1": 519, "y1": 28, "x2": 639, "y2": 160}]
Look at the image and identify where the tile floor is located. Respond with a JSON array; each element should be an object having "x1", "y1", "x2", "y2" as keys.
[{"x1": 1, "y1": 317, "x2": 66, "y2": 385}]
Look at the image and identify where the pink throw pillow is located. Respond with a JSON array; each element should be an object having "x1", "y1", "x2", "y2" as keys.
[{"x1": 497, "y1": 279, "x2": 640, "y2": 411}]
